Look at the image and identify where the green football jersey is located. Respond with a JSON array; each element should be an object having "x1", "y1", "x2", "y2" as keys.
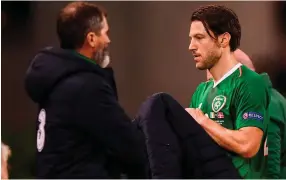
[
  {"x1": 190, "y1": 64, "x2": 270, "y2": 179},
  {"x1": 261, "y1": 73, "x2": 286, "y2": 179}
]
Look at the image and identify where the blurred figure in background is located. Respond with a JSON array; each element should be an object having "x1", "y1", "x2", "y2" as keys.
[{"x1": 2, "y1": 142, "x2": 11, "y2": 179}]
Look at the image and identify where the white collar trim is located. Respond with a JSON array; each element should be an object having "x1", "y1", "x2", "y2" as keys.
[{"x1": 213, "y1": 63, "x2": 242, "y2": 88}]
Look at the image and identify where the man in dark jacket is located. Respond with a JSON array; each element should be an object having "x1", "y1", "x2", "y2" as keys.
[{"x1": 24, "y1": 2, "x2": 147, "y2": 178}]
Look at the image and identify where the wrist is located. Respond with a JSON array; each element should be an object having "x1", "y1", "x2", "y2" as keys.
[{"x1": 199, "y1": 115, "x2": 209, "y2": 126}]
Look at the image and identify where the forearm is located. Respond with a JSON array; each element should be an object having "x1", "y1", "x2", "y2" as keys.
[{"x1": 200, "y1": 118, "x2": 259, "y2": 158}]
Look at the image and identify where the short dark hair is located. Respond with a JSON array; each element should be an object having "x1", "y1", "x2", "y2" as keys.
[
  {"x1": 57, "y1": 2, "x2": 107, "y2": 49},
  {"x1": 191, "y1": 5, "x2": 241, "y2": 51}
]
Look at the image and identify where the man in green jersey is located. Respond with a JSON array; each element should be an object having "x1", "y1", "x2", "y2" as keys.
[
  {"x1": 185, "y1": 5, "x2": 270, "y2": 178},
  {"x1": 232, "y1": 49, "x2": 286, "y2": 179}
]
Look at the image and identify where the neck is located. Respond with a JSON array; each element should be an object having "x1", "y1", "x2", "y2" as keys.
[
  {"x1": 209, "y1": 51, "x2": 239, "y2": 82},
  {"x1": 76, "y1": 48, "x2": 93, "y2": 59}
]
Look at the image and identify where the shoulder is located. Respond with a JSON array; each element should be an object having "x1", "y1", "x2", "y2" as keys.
[
  {"x1": 269, "y1": 88, "x2": 286, "y2": 122},
  {"x1": 57, "y1": 72, "x2": 110, "y2": 95},
  {"x1": 239, "y1": 66, "x2": 265, "y2": 84},
  {"x1": 271, "y1": 88, "x2": 286, "y2": 105},
  {"x1": 233, "y1": 66, "x2": 270, "y2": 107},
  {"x1": 239, "y1": 65, "x2": 265, "y2": 84},
  {"x1": 236, "y1": 66, "x2": 268, "y2": 92}
]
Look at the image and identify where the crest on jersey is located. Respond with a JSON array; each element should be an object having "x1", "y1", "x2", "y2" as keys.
[{"x1": 212, "y1": 95, "x2": 226, "y2": 113}]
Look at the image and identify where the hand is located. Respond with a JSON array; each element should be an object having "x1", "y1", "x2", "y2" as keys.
[{"x1": 185, "y1": 108, "x2": 208, "y2": 125}]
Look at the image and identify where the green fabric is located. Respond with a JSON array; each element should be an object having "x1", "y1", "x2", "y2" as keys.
[
  {"x1": 72, "y1": 50, "x2": 97, "y2": 65},
  {"x1": 190, "y1": 65, "x2": 270, "y2": 179},
  {"x1": 261, "y1": 73, "x2": 286, "y2": 179}
]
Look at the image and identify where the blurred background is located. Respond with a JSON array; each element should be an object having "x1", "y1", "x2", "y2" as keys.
[{"x1": 2, "y1": 1, "x2": 286, "y2": 178}]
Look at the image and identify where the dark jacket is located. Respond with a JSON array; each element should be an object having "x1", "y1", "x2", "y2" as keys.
[{"x1": 25, "y1": 47, "x2": 147, "y2": 179}]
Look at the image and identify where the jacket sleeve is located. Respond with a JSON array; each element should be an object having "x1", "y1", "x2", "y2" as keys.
[
  {"x1": 74, "y1": 79, "x2": 147, "y2": 178},
  {"x1": 266, "y1": 117, "x2": 282, "y2": 179}
]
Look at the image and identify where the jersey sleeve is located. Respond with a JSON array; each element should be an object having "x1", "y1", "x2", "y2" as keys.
[{"x1": 234, "y1": 78, "x2": 270, "y2": 131}]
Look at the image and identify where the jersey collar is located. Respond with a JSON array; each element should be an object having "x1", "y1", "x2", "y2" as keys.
[{"x1": 213, "y1": 63, "x2": 242, "y2": 88}]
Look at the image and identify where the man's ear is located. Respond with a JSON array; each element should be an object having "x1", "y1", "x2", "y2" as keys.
[
  {"x1": 218, "y1": 32, "x2": 231, "y2": 48},
  {"x1": 86, "y1": 32, "x2": 98, "y2": 48}
]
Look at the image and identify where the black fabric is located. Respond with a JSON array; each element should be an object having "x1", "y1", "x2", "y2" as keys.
[
  {"x1": 25, "y1": 47, "x2": 148, "y2": 179},
  {"x1": 134, "y1": 92, "x2": 241, "y2": 179}
]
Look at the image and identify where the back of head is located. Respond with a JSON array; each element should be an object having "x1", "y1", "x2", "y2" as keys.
[
  {"x1": 191, "y1": 5, "x2": 241, "y2": 52},
  {"x1": 57, "y1": 2, "x2": 107, "y2": 49},
  {"x1": 234, "y1": 49, "x2": 255, "y2": 71}
]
